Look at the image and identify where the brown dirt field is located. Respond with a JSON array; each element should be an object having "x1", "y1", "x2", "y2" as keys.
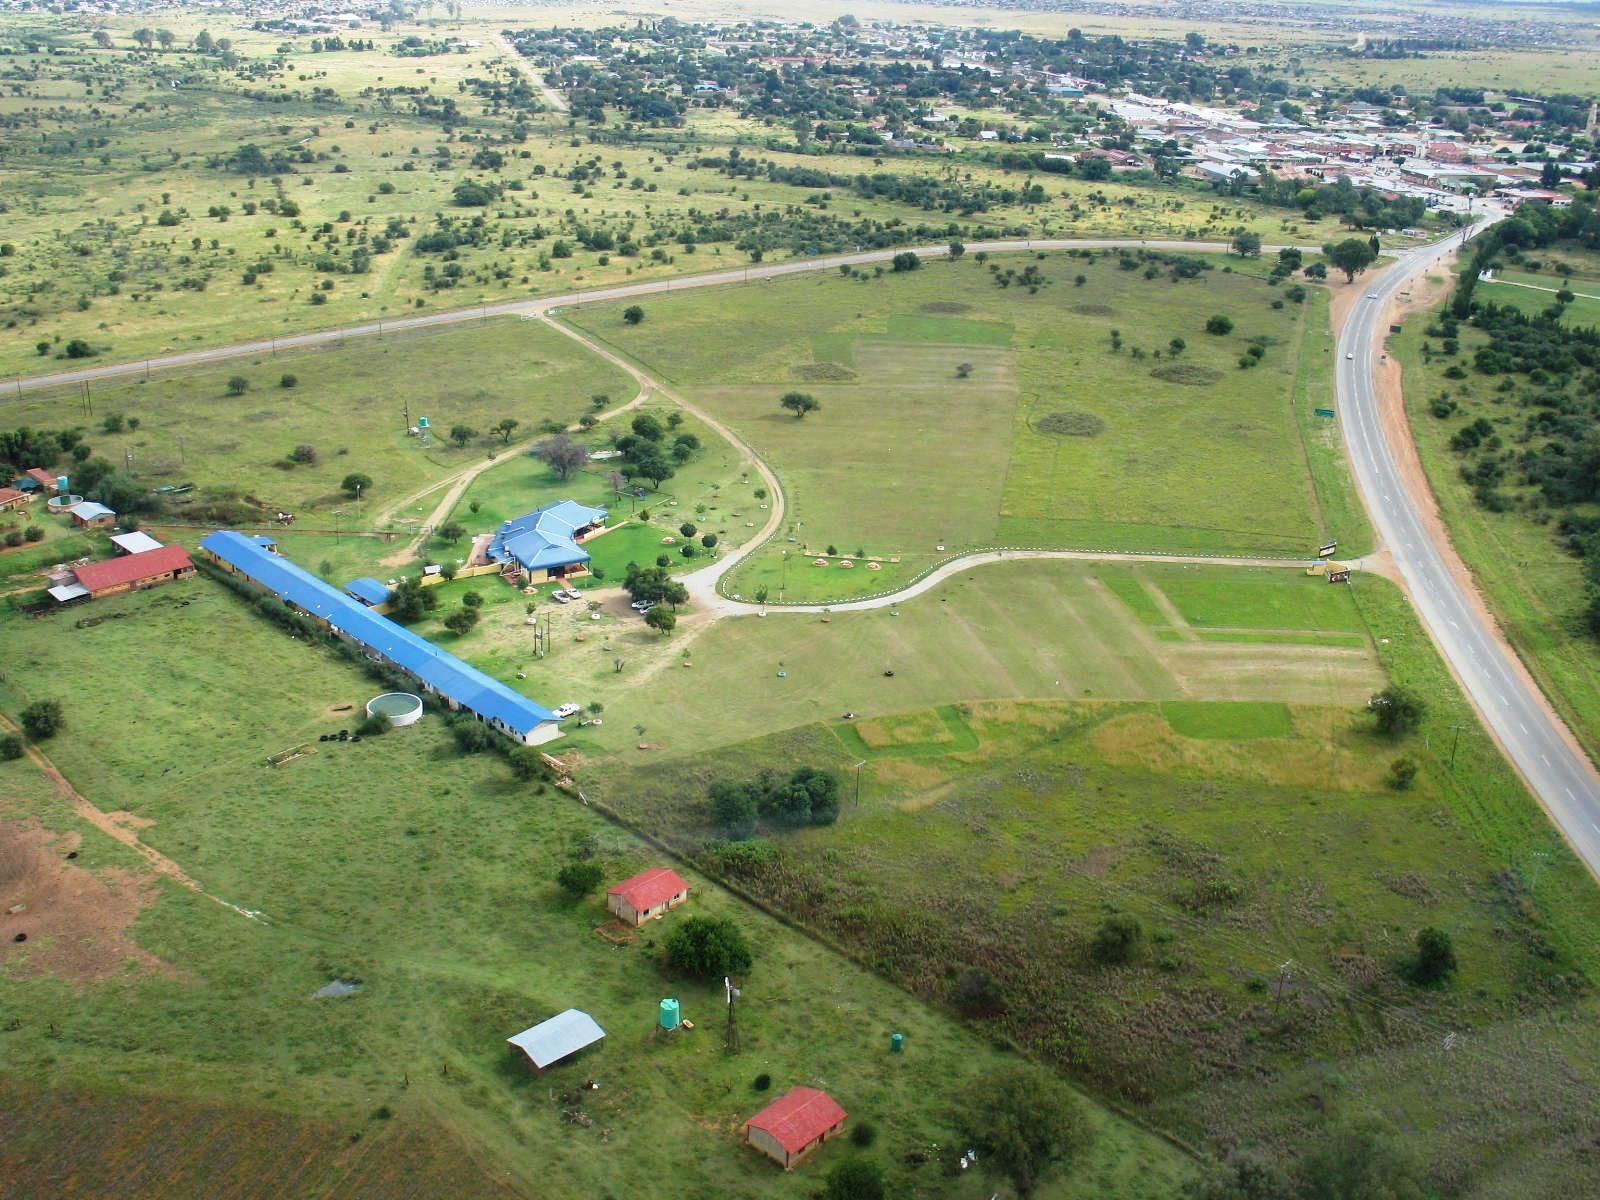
[
  {"x1": 0, "y1": 1081, "x2": 529, "y2": 1200},
  {"x1": 0, "y1": 820, "x2": 170, "y2": 984}
]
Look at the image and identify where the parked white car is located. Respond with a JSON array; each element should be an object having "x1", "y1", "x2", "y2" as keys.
[
  {"x1": 552, "y1": 703, "x2": 580, "y2": 719},
  {"x1": 550, "y1": 592, "x2": 570, "y2": 603}
]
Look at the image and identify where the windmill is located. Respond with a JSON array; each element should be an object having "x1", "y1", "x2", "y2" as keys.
[{"x1": 724, "y1": 976, "x2": 742, "y2": 1055}]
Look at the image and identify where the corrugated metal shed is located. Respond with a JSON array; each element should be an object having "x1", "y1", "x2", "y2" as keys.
[
  {"x1": 506, "y1": 1009, "x2": 606, "y2": 1069},
  {"x1": 199, "y1": 531, "x2": 556, "y2": 738},
  {"x1": 110, "y1": 531, "x2": 164, "y2": 555}
]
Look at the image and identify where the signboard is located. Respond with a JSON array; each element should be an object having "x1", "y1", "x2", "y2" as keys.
[
  {"x1": 1318, "y1": 541, "x2": 1338, "y2": 558},
  {"x1": 1314, "y1": 407, "x2": 1336, "y2": 419},
  {"x1": 1328, "y1": 570, "x2": 1351, "y2": 584}
]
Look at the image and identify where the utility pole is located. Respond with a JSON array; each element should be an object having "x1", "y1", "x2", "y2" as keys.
[
  {"x1": 1448, "y1": 723, "x2": 1468, "y2": 770},
  {"x1": 854, "y1": 759, "x2": 866, "y2": 807}
]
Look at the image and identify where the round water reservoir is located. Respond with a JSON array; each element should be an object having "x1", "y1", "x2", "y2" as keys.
[{"x1": 366, "y1": 692, "x2": 423, "y2": 728}]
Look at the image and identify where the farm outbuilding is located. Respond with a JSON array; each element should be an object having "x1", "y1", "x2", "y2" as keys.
[
  {"x1": 0, "y1": 486, "x2": 30, "y2": 513},
  {"x1": 506, "y1": 1008, "x2": 606, "y2": 1072},
  {"x1": 607, "y1": 867, "x2": 690, "y2": 926},
  {"x1": 744, "y1": 1087, "x2": 848, "y2": 1169},
  {"x1": 49, "y1": 543, "x2": 195, "y2": 603},
  {"x1": 68, "y1": 501, "x2": 116, "y2": 528},
  {"x1": 110, "y1": 531, "x2": 164, "y2": 556}
]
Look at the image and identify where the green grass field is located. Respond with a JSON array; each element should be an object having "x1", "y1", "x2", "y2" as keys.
[
  {"x1": 566, "y1": 250, "x2": 1342, "y2": 602},
  {"x1": 0, "y1": 577, "x2": 1191, "y2": 1200}
]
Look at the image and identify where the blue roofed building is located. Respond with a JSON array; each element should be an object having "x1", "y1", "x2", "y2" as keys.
[
  {"x1": 345, "y1": 577, "x2": 391, "y2": 609},
  {"x1": 486, "y1": 500, "x2": 608, "y2": 584},
  {"x1": 199, "y1": 531, "x2": 562, "y2": 745}
]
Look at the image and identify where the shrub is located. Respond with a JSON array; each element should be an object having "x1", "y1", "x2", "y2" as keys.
[
  {"x1": 20, "y1": 699, "x2": 64, "y2": 741},
  {"x1": 824, "y1": 1159, "x2": 885, "y2": 1200},
  {"x1": 280, "y1": 373, "x2": 298, "y2": 388},
  {"x1": 64, "y1": 339, "x2": 96, "y2": 359},
  {"x1": 1386, "y1": 757, "x2": 1418, "y2": 791},
  {"x1": 1412, "y1": 927, "x2": 1457, "y2": 984},
  {"x1": 1369, "y1": 685, "x2": 1425, "y2": 737},
  {"x1": 290, "y1": 443, "x2": 317, "y2": 464},
  {"x1": 23, "y1": 526, "x2": 43, "y2": 542},
  {"x1": 752, "y1": 1072, "x2": 772, "y2": 1091},
  {"x1": 556, "y1": 860, "x2": 603, "y2": 897},
  {"x1": 1204, "y1": 314, "x2": 1234, "y2": 335},
  {"x1": 0, "y1": 734, "x2": 23, "y2": 761},
  {"x1": 664, "y1": 915, "x2": 752, "y2": 978},
  {"x1": 226, "y1": 375, "x2": 250, "y2": 396},
  {"x1": 1092, "y1": 913, "x2": 1143, "y2": 963},
  {"x1": 849, "y1": 1120, "x2": 877, "y2": 1148},
  {"x1": 449, "y1": 715, "x2": 491, "y2": 753},
  {"x1": 356, "y1": 713, "x2": 389, "y2": 737}
]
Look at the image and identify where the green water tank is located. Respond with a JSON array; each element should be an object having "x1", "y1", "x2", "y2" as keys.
[
  {"x1": 660, "y1": 998, "x2": 681, "y2": 1030},
  {"x1": 890, "y1": 1032, "x2": 904, "y2": 1053}
]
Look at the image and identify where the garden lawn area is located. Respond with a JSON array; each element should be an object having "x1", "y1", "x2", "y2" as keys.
[
  {"x1": 566, "y1": 247, "x2": 1337, "y2": 602},
  {"x1": 5, "y1": 318, "x2": 632, "y2": 527},
  {"x1": 0, "y1": 575, "x2": 1190, "y2": 1200}
]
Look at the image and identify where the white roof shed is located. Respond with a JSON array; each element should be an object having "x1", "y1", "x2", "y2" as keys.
[
  {"x1": 110, "y1": 531, "x2": 164, "y2": 555},
  {"x1": 507, "y1": 1008, "x2": 606, "y2": 1070}
]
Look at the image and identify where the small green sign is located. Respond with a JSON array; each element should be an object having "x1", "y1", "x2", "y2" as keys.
[{"x1": 1314, "y1": 407, "x2": 1336, "y2": 419}]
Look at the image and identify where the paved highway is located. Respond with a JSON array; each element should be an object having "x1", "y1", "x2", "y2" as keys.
[{"x1": 1338, "y1": 223, "x2": 1600, "y2": 872}]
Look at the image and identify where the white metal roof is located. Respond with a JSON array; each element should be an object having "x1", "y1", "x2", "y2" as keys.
[
  {"x1": 48, "y1": 583, "x2": 89, "y2": 602},
  {"x1": 110, "y1": 531, "x2": 163, "y2": 555},
  {"x1": 506, "y1": 1008, "x2": 605, "y2": 1068}
]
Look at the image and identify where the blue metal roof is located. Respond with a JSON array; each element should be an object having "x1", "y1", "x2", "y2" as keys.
[
  {"x1": 488, "y1": 500, "x2": 607, "y2": 572},
  {"x1": 200, "y1": 531, "x2": 555, "y2": 736},
  {"x1": 345, "y1": 577, "x2": 390, "y2": 606}
]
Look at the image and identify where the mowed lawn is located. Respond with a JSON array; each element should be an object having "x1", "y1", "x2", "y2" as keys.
[
  {"x1": 0, "y1": 578, "x2": 1190, "y2": 1200},
  {"x1": 548, "y1": 559, "x2": 1385, "y2": 758},
  {"x1": 566, "y1": 250, "x2": 1329, "y2": 601},
  {"x1": 5, "y1": 317, "x2": 631, "y2": 523}
]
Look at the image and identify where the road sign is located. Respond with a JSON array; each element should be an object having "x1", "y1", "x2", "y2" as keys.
[
  {"x1": 1328, "y1": 570, "x2": 1350, "y2": 584},
  {"x1": 1318, "y1": 541, "x2": 1338, "y2": 558},
  {"x1": 1314, "y1": 407, "x2": 1336, "y2": 419}
]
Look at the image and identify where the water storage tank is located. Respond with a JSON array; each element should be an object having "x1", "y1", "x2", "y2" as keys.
[
  {"x1": 659, "y1": 998, "x2": 680, "y2": 1031},
  {"x1": 56, "y1": 476, "x2": 69, "y2": 492},
  {"x1": 890, "y1": 1032, "x2": 904, "y2": 1054}
]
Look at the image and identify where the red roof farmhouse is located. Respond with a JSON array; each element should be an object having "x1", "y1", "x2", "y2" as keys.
[
  {"x1": 606, "y1": 867, "x2": 690, "y2": 926},
  {"x1": 49, "y1": 543, "x2": 195, "y2": 603},
  {"x1": 744, "y1": 1086, "x2": 847, "y2": 1169}
]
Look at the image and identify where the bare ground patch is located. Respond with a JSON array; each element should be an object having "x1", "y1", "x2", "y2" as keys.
[
  {"x1": 1150, "y1": 363, "x2": 1224, "y2": 386},
  {"x1": 1071, "y1": 303, "x2": 1115, "y2": 316},
  {"x1": 1034, "y1": 411, "x2": 1107, "y2": 437},
  {"x1": 791, "y1": 362, "x2": 857, "y2": 382},
  {"x1": 920, "y1": 301, "x2": 972, "y2": 314},
  {"x1": 0, "y1": 820, "x2": 171, "y2": 984}
]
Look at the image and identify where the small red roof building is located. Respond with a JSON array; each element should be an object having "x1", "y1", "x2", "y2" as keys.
[
  {"x1": 744, "y1": 1087, "x2": 848, "y2": 1169},
  {"x1": 0, "y1": 486, "x2": 28, "y2": 510},
  {"x1": 606, "y1": 867, "x2": 690, "y2": 926},
  {"x1": 73, "y1": 544, "x2": 195, "y2": 596},
  {"x1": 25, "y1": 468, "x2": 58, "y2": 489}
]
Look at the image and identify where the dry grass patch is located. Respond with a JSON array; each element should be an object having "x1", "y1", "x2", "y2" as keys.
[{"x1": 854, "y1": 709, "x2": 956, "y2": 750}]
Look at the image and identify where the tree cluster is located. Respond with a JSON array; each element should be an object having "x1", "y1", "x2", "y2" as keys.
[{"x1": 710, "y1": 766, "x2": 841, "y2": 838}]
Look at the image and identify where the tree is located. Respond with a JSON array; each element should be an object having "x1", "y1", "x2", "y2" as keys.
[
  {"x1": 1180, "y1": 1152, "x2": 1293, "y2": 1200},
  {"x1": 92, "y1": 31, "x2": 113, "y2": 49},
  {"x1": 290, "y1": 443, "x2": 316, "y2": 464},
  {"x1": 449, "y1": 714, "x2": 491, "y2": 753},
  {"x1": 133, "y1": 27, "x2": 154, "y2": 48},
  {"x1": 1540, "y1": 158, "x2": 1562, "y2": 189},
  {"x1": 493, "y1": 417, "x2": 520, "y2": 444},
  {"x1": 1369, "y1": 685, "x2": 1425, "y2": 737},
  {"x1": 1412, "y1": 927, "x2": 1457, "y2": 985},
  {"x1": 341, "y1": 472, "x2": 372, "y2": 499},
  {"x1": 710, "y1": 779, "x2": 760, "y2": 840},
  {"x1": 645, "y1": 607, "x2": 677, "y2": 636},
  {"x1": 1169, "y1": 337, "x2": 1186, "y2": 356},
  {"x1": 960, "y1": 1066, "x2": 1093, "y2": 1197},
  {"x1": 631, "y1": 413, "x2": 665, "y2": 442},
  {"x1": 226, "y1": 375, "x2": 249, "y2": 396},
  {"x1": 280, "y1": 374, "x2": 298, "y2": 389},
  {"x1": 443, "y1": 608, "x2": 480, "y2": 636},
  {"x1": 1091, "y1": 913, "x2": 1143, "y2": 964},
  {"x1": 891, "y1": 251, "x2": 921, "y2": 272},
  {"x1": 1386, "y1": 757, "x2": 1418, "y2": 791},
  {"x1": 20, "y1": 699, "x2": 64, "y2": 741},
  {"x1": 156, "y1": 29, "x2": 175, "y2": 50},
  {"x1": 64, "y1": 340, "x2": 95, "y2": 359},
  {"x1": 388, "y1": 576, "x2": 437, "y2": 622},
  {"x1": 557, "y1": 860, "x2": 603, "y2": 897},
  {"x1": 538, "y1": 432, "x2": 590, "y2": 480},
  {"x1": 664, "y1": 915, "x2": 752, "y2": 978},
  {"x1": 1232, "y1": 231, "x2": 1262, "y2": 257},
  {"x1": 948, "y1": 241, "x2": 966, "y2": 260},
  {"x1": 508, "y1": 747, "x2": 543, "y2": 781},
  {"x1": 461, "y1": 591, "x2": 483, "y2": 609},
  {"x1": 439, "y1": 521, "x2": 466, "y2": 545},
  {"x1": 0, "y1": 734, "x2": 22, "y2": 761},
  {"x1": 1204, "y1": 315, "x2": 1234, "y2": 336},
  {"x1": 1304, "y1": 261, "x2": 1328, "y2": 280},
  {"x1": 824, "y1": 1159, "x2": 885, "y2": 1200},
  {"x1": 193, "y1": 30, "x2": 215, "y2": 53},
  {"x1": 701, "y1": 533, "x2": 718, "y2": 549},
  {"x1": 1323, "y1": 238, "x2": 1377, "y2": 283},
  {"x1": 623, "y1": 305, "x2": 645, "y2": 325},
  {"x1": 956, "y1": 361, "x2": 973, "y2": 378},
  {"x1": 780, "y1": 392, "x2": 820, "y2": 419},
  {"x1": 450, "y1": 424, "x2": 477, "y2": 449},
  {"x1": 1295, "y1": 1118, "x2": 1426, "y2": 1200}
]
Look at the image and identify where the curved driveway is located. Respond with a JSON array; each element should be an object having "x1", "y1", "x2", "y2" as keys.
[{"x1": 1339, "y1": 222, "x2": 1600, "y2": 872}]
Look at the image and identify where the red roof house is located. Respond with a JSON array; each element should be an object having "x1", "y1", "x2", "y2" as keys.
[
  {"x1": 71, "y1": 544, "x2": 195, "y2": 598},
  {"x1": 25, "y1": 468, "x2": 59, "y2": 490},
  {"x1": 0, "y1": 486, "x2": 29, "y2": 512},
  {"x1": 606, "y1": 867, "x2": 690, "y2": 926},
  {"x1": 744, "y1": 1087, "x2": 848, "y2": 1169}
]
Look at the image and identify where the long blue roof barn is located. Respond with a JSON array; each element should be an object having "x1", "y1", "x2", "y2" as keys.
[{"x1": 199, "y1": 531, "x2": 559, "y2": 744}]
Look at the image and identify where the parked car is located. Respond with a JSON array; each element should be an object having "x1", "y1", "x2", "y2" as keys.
[
  {"x1": 552, "y1": 703, "x2": 580, "y2": 719},
  {"x1": 550, "y1": 592, "x2": 570, "y2": 603},
  {"x1": 562, "y1": 588, "x2": 584, "y2": 601}
]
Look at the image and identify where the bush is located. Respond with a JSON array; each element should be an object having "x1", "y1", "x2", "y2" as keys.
[
  {"x1": 23, "y1": 527, "x2": 43, "y2": 542},
  {"x1": 20, "y1": 699, "x2": 64, "y2": 741},
  {"x1": 891, "y1": 251, "x2": 921, "y2": 272},
  {"x1": 952, "y1": 968, "x2": 1004, "y2": 1016},
  {"x1": 1386, "y1": 757, "x2": 1418, "y2": 791},
  {"x1": 0, "y1": 734, "x2": 23, "y2": 761},
  {"x1": 449, "y1": 715, "x2": 491, "y2": 753},
  {"x1": 1091, "y1": 913, "x2": 1144, "y2": 964},
  {"x1": 849, "y1": 1120, "x2": 877, "y2": 1148},
  {"x1": 226, "y1": 376, "x2": 249, "y2": 396},
  {"x1": 290, "y1": 443, "x2": 317, "y2": 464},
  {"x1": 64, "y1": 339, "x2": 96, "y2": 359},
  {"x1": 280, "y1": 373, "x2": 298, "y2": 388},
  {"x1": 356, "y1": 713, "x2": 389, "y2": 737},
  {"x1": 752, "y1": 1072, "x2": 772, "y2": 1091},
  {"x1": 1204, "y1": 315, "x2": 1234, "y2": 336},
  {"x1": 824, "y1": 1159, "x2": 885, "y2": 1200},
  {"x1": 1369, "y1": 685, "x2": 1425, "y2": 737},
  {"x1": 664, "y1": 915, "x2": 752, "y2": 979},
  {"x1": 556, "y1": 860, "x2": 603, "y2": 897},
  {"x1": 1412, "y1": 927, "x2": 1457, "y2": 984}
]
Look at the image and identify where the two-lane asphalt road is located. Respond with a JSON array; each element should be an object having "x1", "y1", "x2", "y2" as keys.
[{"x1": 1338, "y1": 226, "x2": 1600, "y2": 873}]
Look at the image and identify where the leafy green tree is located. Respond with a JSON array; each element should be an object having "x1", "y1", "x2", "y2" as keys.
[
  {"x1": 824, "y1": 1158, "x2": 885, "y2": 1200},
  {"x1": 664, "y1": 915, "x2": 753, "y2": 978},
  {"x1": 387, "y1": 576, "x2": 436, "y2": 622},
  {"x1": 341, "y1": 472, "x2": 372, "y2": 498},
  {"x1": 1180, "y1": 1151, "x2": 1293, "y2": 1200},
  {"x1": 711, "y1": 779, "x2": 760, "y2": 840},
  {"x1": 1323, "y1": 237, "x2": 1377, "y2": 282},
  {"x1": 557, "y1": 860, "x2": 604, "y2": 896},
  {"x1": 1369, "y1": 685, "x2": 1425, "y2": 737},
  {"x1": 461, "y1": 591, "x2": 483, "y2": 609},
  {"x1": 960, "y1": 1065, "x2": 1093, "y2": 1197},
  {"x1": 449, "y1": 424, "x2": 477, "y2": 448},
  {"x1": 623, "y1": 305, "x2": 645, "y2": 325},
  {"x1": 443, "y1": 607, "x2": 480, "y2": 636},
  {"x1": 494, "y1": 417, "x2": 520, "y2": 444},
  {"x1": 1412, "y1": 927, "x2": 1457, "y2": 985},
  {"x1": 1205, "y1": 314, "x2": 1234, "y2": 335},
  {"x1": 132, "y1": 27, "x2": 154, "y2": 48},
  {"x1": 1386, "y1": 757, "x2": 1418, "y2": 791},
  {"x1": 226, "y1": 375, "x2": 249, "y2": 395},
  {"x1": 20, "y1": 700, "x2": 63, "y2": 741},
  {"x1": 1296, "y1": 1118, "x2": 1426, "y2": 1200},
  {"x1": 645, "y1": 607, "x2": 677, "y2": 636},
  {"x1": 1169, "y1": 337, "x2": 1186, "y2": 356},
  {"x1": 439, "y1": 521, "x2": 466, "y2": 545},
  {"x1": 1232, "y1": 231, "x2": 1262, "y2": 257},
  {"x1": 780, "y1": 392, "x2": 820, "y2": 419},
  {"x1": 891, "y1": 251, "x2": 921, "y2": 272},
  {"x1": 0, "y1": 734, "x2": 24, "y2": 761},
  {"x1": 1091, "y1": 913, "x2": 1144, "y2": 964},
  {"x1": 631, "y1": 413, "x2": 665, "y2": 442}
]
